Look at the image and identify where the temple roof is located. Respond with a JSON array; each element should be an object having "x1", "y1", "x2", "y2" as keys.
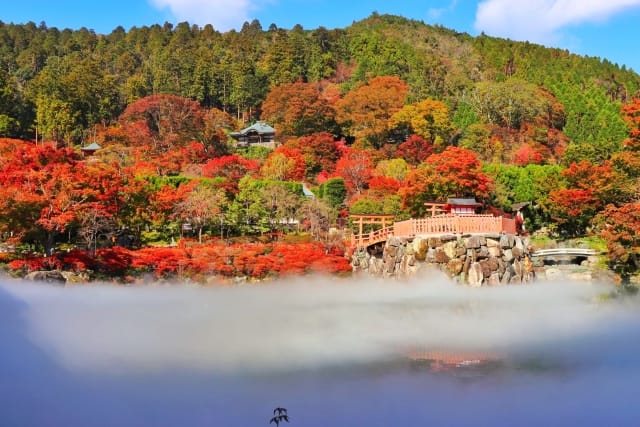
[
  {"x1": 447, "y1": 197, "x2": 481, "y2": 206},
  {"x1": 231, "y1": 121, "x2": 275, "y2": 136},
  {"x1": 81, "y1": 142, "x2": 102, "y2": 151}
]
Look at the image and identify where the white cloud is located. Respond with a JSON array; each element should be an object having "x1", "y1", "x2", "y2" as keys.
[
  {"x1": 149, "y1": 0, "x2": 258, "y2": 31},
  {"x1": 427, "y1": 0, "x2": 459, "y2": 20},
  {"x1": 474, "y1": 0, "x2": 640, "y2": 45}
]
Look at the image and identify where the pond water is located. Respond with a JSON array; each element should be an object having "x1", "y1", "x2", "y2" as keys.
[{"x1": 1, "y1": 275, "x2": 639, "y2": 426}]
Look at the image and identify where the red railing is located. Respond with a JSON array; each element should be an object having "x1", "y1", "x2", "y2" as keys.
[
  {"x1": 352, "y1": 214, "x2": 515, "y2": 248},
  {"x1": 350, "y1": 225, "x2": 395, "y2": 248},
  {"x1": 394, "y1": 215, "x2": 505, "y2": 237}
]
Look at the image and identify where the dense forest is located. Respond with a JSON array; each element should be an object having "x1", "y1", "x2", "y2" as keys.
[{"x1": 1, "y1": 13, "x2": 639, "y2": 281}]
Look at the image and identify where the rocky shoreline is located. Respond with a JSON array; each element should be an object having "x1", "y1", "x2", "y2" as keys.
[{"x1": 350, "y1": 233, "x2": 614, "y2": 286}]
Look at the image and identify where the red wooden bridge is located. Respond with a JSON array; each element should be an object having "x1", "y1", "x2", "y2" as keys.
[{"x1": 350, "y1": 214, "x2": 516, "y2": 249}]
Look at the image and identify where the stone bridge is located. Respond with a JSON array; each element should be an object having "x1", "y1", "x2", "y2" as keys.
[{"x1": 530, "y1": 248, "x2": 597, "y2": 258}]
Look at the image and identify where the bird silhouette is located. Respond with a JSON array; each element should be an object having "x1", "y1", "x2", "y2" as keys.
[{"x1": 270, "y1": 408, "x2": 290, "y2": 426}]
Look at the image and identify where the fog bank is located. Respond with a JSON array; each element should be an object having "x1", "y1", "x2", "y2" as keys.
[{"x1": 1, "y1": 274, "x2": 639, "y2": 426}]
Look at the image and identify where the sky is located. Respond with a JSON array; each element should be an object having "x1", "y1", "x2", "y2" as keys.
[{"x1": 1, "y1": 0, "x2": 639, "y2": 72}]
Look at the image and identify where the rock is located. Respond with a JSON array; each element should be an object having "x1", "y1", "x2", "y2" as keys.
[
  {"x1": 568, "y1": 271, "x2": 592, "y2": 281},
  {"x1": 467, "y1": 262, "x2": 484, "y2": 287},
  {"x1": 466, "y1": 248, "x2": 476, "y2": 261},
  {"x1": 500, "y1": 234, "x2": 515, "y2": 249},
  {"x1": 434, "y1": 248, "x2": 451, "y2": 263},
  {"x1": 488, "y1": 246, "x2": 502, "y2": 257},
  {"x1": 545, "y1": 268, "x2": 563, "y2": 280},
  {"x1": 500, "y1": 270, "x2": 512, "y2": 285},
  {"x1": 513, "y1": 259, "x2": 523, "y2": 278},
  {"x1": 488, "y1": 272, "x2": 501, "y2": 286},
  {"x1": 443, "y1": 241, "x2": 458, "y2": 259},
  {"x1": 463, "y1": 256, "x2": 472, "y2": 274},
  {"x1": 385, "y1": 258, "x2": 396, "y2": 274},
  {"x1": 496, "y1": 257, "x2": 507, "y2": 275},
  {"x1": 446, "y1": 258, "x2": 464, "y2": 276},
  {"x1": 407, "y1": 254, "x2": 416, "y2": 267},
  {"x1": 456, "y1": 246, "x2": 467, "y2": 257},
  {"x1": 512, "y1": 247, "x2": 522, "y2": 258},
  {"x1": 386, "y1": 245, "x2": 398, "y2": 257},
  {"x1": 476, "y1": 246, "x2": 490, "y2": 259},
  {"x1": 502, "y1": 249, "x2": 514, "y2": 262},
  {"x1": 232, "y1": 276, "x2": 248, "y2": 285},
  {"x1": 63, "y1": 272, "x2": 88, "y2": 284},
  {"x1": 465, "y1": 236, "x2": 485, "y2": 249},
  {"x1": 426, "y1": 248, "x2": 436, "y2": 263},
  {"x1": 428, "y1": 237, "x2": 442, "y2": 248},
  {"x1": 413, "y1": 237, "x2": 429, "y2": 261},
  {"x1": 486, "y1": 238, "x2": 500, "y2": 248},
  {"x1": 388, "y1": 236, "x2": 402, "y2": 247},
  {"x1": 24, "y1": 270, "x2": 66, "y2": 285},
  {"x1": 479, "y1": 259, "x2": 492, "y2": 278},
  {"x1": 486, "y1": 257, "x2": 500, "y2": 272},
  {"x1": 371, "y1": 258, "x2": 383, "y2": 275}
]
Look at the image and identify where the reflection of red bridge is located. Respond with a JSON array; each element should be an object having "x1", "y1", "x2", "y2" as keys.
[
  {"x1": 408, "y1": 349, "x2": 503, "y2": 372},
  {"x1": 350, "y1": 214, "x2": 517, "y2": 249}
]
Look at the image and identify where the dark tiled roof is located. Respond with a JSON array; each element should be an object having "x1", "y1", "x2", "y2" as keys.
[
  {"x1": 231, "y1": 121, "x2": 275, "y2": 136},
  {"x1": 81, "y1": 142, "x2": 102, "y2": 150},
  {"x1": 447, "y1": 197, "x2": 480, "y2": 206}
]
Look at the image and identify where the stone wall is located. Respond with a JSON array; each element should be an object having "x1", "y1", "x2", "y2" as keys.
[{"x1": 351, "y1": 233, "x2": 534, "y2": 286}]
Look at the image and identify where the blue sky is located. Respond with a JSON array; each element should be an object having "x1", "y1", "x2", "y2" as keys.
[{"x1": 2, "y1": 0, "x2": 640, "y2": 72}]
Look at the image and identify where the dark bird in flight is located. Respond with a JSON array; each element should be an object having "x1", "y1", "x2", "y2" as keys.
[{"x1": 270, "y1": 408, "x2": 290, "y2": 426}]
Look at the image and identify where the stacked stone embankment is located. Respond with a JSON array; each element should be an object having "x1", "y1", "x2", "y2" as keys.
[{"x1": 351, "y1": 233, "x2": 534, "y2": 286}]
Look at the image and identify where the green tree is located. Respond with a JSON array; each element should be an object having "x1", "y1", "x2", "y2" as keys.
[{"x1": 321, "y1": 177, "x2": 347, "y2": 209}]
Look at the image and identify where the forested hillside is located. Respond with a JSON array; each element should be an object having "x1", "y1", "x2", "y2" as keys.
[{"x1": 1, "y1": 13, "x2": 639, "y2": 279}]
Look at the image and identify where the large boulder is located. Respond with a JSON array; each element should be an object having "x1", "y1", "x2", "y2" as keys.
[
  {"x1": 413, "y1": 237, "x2": 429, "y2": 261},
  {"x1": 465, "y1": 236, "x2": 486, "y2": 249},
  {"x1": 500, "y1": 234, "x2": 516, "y2": 249},
  {"x1": 434, "y1": 248, "x2": 451, "y2": 264},
  {"x1": 467, "y1": 262, "x2": 484, "y2": 287},
  {"x1": 445, "y1": 258, "x2": 464, "y2": 276},
  {"x1": 443, "y1": 241, "x2": 458, "y2": 259}
]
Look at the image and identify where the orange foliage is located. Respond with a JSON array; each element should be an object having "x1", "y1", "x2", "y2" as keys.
[
  {"x1": 622, "y1": 98, "x2": 640, "y2": 150},
  {"x1": 261, "y1": 81, "x2": 336, "y2": 137},
  {"x1": 336, "y1": 76, "x2": 408, "y2": 146},
  {"x1": 7, "y1": 242, "x2": 351, "y2": 281},
  {"x1": 513, "y1": 143, "x2": 545, "y2": 166},
  {"x1": 596, "y1": 202, "x2": 640, "y2": 270},
  {"x1": 395, "y1": 134, "x2": 433, "y2": 166},
  {"x1": 334, "y1": 147, "x2": 374, "y2": 195}
]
